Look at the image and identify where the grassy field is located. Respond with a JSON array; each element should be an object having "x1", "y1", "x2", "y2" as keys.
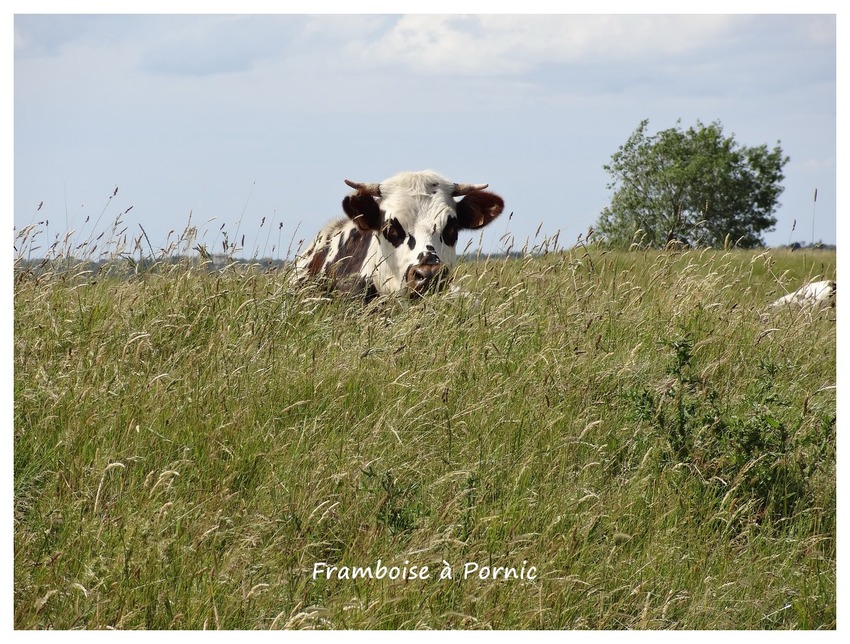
[{"x1": 13, "y1": 243, "x2": 836, "y2": 629}]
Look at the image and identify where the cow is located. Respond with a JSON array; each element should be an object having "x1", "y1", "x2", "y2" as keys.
[
  {"x1": 292, "y1": 170, "x2": 504, "y2": 300},
  {"x1": 770, "y1": 280, "x2": 836, "y2": 307}
]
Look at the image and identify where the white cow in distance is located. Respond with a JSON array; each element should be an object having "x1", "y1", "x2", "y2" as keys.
[{"x1": 770, "y1": 280, "x2": 836, "y2": 307}]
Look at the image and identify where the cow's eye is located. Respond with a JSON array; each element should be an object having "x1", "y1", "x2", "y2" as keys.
[
  {"x1": 382, "y1": 218, "x2": 406, "y2": 247},
  {"x1": 441, "y1": 217, "x2": 459, "y2": 247}
]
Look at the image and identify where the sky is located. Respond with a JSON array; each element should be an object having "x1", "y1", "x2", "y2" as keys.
[{"x1": 9, "y1": 6, "x2": 840, "y2": 263}]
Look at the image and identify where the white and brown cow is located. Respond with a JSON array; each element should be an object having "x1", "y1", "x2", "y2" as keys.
[{"x1": 293, "y1": 170, "x2": 504, "y2": 299}]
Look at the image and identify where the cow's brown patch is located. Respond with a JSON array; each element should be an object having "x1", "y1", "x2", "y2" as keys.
[
  {"x1": 326, "y1": 227, "x2": 373, "y2": 292},
  {"x1": 306, "y1": 244, "x2": 330, "y2": 277}
]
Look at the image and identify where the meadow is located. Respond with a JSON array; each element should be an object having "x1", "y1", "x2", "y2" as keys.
[{"x1": 13, "y1": 235, "x2": 836, "y2": 629}]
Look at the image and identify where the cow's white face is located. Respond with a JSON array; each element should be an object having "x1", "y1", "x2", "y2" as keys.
[{"x1": 342, "y1": 170, "x2": 504, "y2": 297}]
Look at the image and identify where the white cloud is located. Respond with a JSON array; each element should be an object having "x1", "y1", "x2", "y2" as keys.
[{"x1": 351, "y1": 15, "x2": 740, "y2": 75}]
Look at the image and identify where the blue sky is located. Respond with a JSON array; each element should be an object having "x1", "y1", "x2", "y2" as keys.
[{"x1": 11, "y1": 6, "x2": 839, "y2": 260}]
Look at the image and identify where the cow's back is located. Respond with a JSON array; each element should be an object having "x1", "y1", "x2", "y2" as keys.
[{"x1": 293, "y1": 218, "x2": 379, "y2": 296}]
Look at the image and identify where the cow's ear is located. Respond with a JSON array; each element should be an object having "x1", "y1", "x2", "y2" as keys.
[
  {"x1": 456, "y1": 191, "x2": 504, "y2": 230},
  {"x1": 342, "y1": 193, "x2": 383, "y2": 232}
]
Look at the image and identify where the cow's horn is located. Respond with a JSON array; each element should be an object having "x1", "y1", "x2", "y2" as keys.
[
  {"x1": 452, "y1": 183, "x2": 488, "y2": 196},
  {"x1": 345, "y1": 179, "x2": 381, "y2": 196}
]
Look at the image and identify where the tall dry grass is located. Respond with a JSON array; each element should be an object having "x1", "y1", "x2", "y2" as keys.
[{"x1": 14, "y1": 220, "x2": 835, "y2": 629}]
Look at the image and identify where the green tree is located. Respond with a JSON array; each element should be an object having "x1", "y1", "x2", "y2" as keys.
[{"x1": 596, "y1": 119, "x2": 789, "y2": 249}]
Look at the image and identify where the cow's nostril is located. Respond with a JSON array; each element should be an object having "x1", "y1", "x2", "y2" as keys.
[{"x1": 407, "y1": 263, "x2": 448, "y2": 294}]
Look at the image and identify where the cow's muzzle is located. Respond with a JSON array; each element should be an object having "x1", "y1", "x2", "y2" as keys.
[{"x1": 406, "y1": 256, "x2": 449, "y2": 297}]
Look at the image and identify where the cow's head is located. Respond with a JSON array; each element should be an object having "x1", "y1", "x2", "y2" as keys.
[{"x1": 341, "y1": 170, "x2": 504, "y2": 297}]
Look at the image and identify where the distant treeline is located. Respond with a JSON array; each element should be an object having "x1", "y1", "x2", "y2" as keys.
[
  {"x1": 13, "y1": 251, "x2": 537, "y2": 278},
  {"x1": 786, "y1": 241, "x2": 836, "y2": 251},
  {"x1": 13, "y1": 244, "x2": 835, "y2": 280}
]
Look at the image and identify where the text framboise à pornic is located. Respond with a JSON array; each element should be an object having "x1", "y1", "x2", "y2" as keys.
[{"x1": 312, "y1": 560, "x2": 538, "y2": 581}]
